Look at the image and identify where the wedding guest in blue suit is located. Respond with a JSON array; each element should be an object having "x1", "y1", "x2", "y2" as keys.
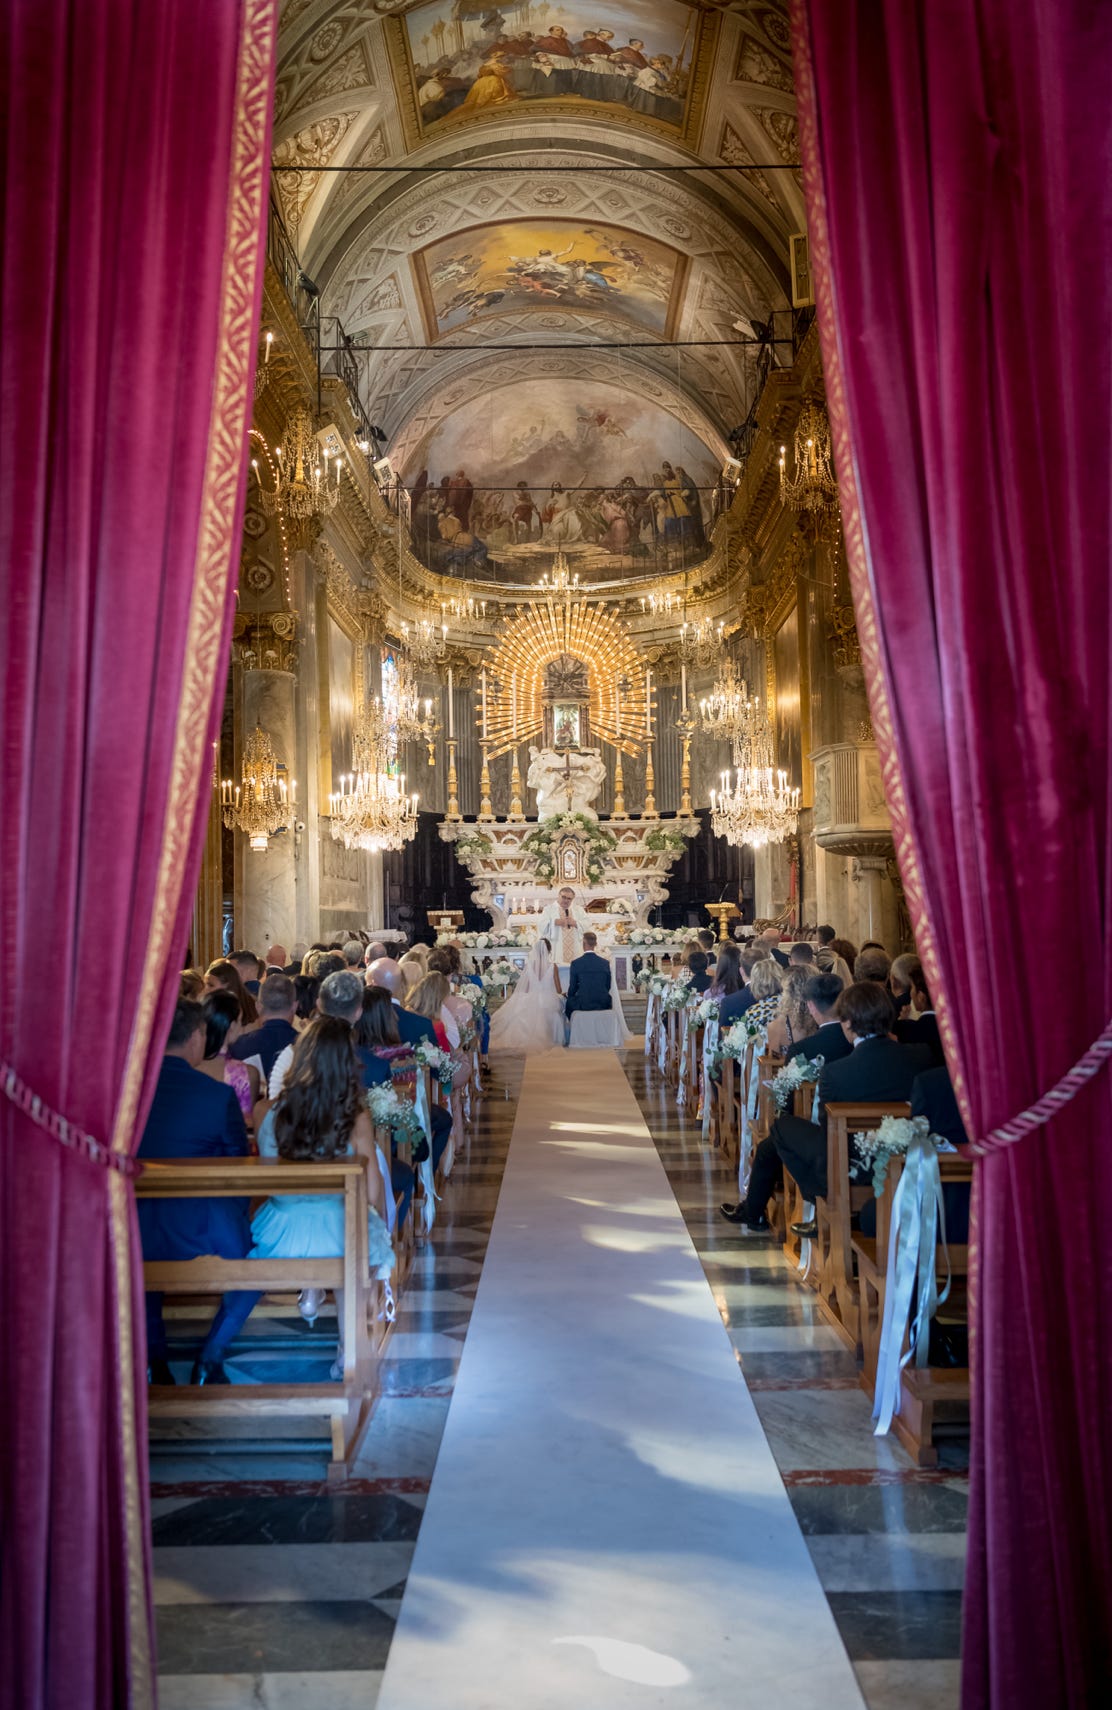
[
  {"x1": 564, "y1": 932, "x2": 613, "y2": 1041},
  {"x1": 138, "y1": 999, "x2": 259, "y2": 1386}
]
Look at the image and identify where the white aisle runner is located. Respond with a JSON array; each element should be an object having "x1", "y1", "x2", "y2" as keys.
[{"x1": 377, "y1": 1051, "x2": 865, "y2": 1709}]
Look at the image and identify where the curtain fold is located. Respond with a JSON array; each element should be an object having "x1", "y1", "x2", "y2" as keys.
[
  {"x1": 0, "y1": 3, "x2": 276, "y2": 1705},
  {"x1": 791, "y1": 2, "x2": 1112, "y2": 1703}
]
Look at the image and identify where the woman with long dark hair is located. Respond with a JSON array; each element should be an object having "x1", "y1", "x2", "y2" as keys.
[
  {"x1": 250, "y1": 1017, "x2": 394, "y2": 1374},
  {"x1": 196, "y1": 989, "x2": 260, "y2": 1122},
  {"x1": 205, "y1": 957, "x2": 258, "y2": 1025}
]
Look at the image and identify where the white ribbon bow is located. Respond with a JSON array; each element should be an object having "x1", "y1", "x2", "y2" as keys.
[{"x1": 873, "y1": 1133, "x2": 951, "y2": 1436}]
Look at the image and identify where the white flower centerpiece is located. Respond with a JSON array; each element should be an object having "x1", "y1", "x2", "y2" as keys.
[
  {"x1": 854, "y1": 1113, "x2": 953, "y2": 1193},
  {"x1": 366, "y1": 1084, "x2": 426, "y2": 1145},
  {"x1": 413, "y1": 1041, "x2": 454, "y2": 1089}
]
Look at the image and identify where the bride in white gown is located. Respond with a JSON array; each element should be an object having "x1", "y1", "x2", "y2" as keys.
[{"x1": 488, "y1": 939, "x2": 566, "y2": 1054}]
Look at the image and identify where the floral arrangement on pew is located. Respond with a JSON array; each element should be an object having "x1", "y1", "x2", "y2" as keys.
[
  {"x1": 366, "y1": 1083, "x2": 426, "y2": 1146},
  {"x1": 711, "y1": 1014, "x2": 767, "y2": 1072},
  {"x1": 412, "y1": 1041, "x2": 454, "y2": 1090},
  {"x1": 660, "y1": 975, "x2": 694, "y2": 1013},
  {"x1": 854, "y1": 1113, "x2": 957, "y2": 1193},
  {"x1": 768, "y1": 1054, "x2": 825, "y2": 1112},
  {"x1": 457, "y1": 981, "x2": 488, "y2": 1018},
  {"x1": 855, "y1": 1114, "x2": 960, "y2": 1439},
  {"x1": 691, "y1": 995, "x2": 719, "y2": 1026}
]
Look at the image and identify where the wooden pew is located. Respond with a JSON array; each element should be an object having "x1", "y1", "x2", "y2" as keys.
[
  {"x1": 138, "y1": 1151, "x2": 386, "y2": 1484},
  {"x1": 853, "y1": 1151, "x2": 973, "y2": 1465},
  {"x1": 711, "y1": 1055, "x2": 740, "y2": 1165},
  {"x1": 815, "y1": 1102, "x2": 911, "y2": 1349}
]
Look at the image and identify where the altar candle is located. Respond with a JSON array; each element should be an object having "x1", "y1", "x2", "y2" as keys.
[
  {"x1": 511, "y1": 679, "x2": 518, "y2": 740},
  {"x1": 481, "y1": 667, "x2": 488, "y2": 740},
  {"x1": 681, "y1": 660, "x2": 688, "y2": 712},
  {"x1": 645, "y1": 668, "x2": 652, "y2": 736},
  {"x1": 446, "y1": 666, "x2": 454, "y2": 738},
  {"x1": 615, "y1": 681, "x2": 621, "y2": 739}
]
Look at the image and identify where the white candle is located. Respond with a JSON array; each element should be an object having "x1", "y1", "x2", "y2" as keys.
[
  {"x1": 481, "y1": 667, "x2": 488, "y2": 741},
  {"x1": 645, "y1": 669, "x2": 652, "y2": 736},
  {"x1": 447, "y1": 667, "x2": 454, "y2": 738},
  {"x1": 511, "y1": 679, "x2": 518, "y2": 741},
  {"x1": 681, "y1": 661, "x2": 688, "y2": 712},
  {"x1": 615, "y1": 681, "x2": 621, "y2": 739}
]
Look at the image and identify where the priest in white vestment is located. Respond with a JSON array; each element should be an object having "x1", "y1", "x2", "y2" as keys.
[{"x1": 537, "y1": 886, "x2": 594, "y2": 980}]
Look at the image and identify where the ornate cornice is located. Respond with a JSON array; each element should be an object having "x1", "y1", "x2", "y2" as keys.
[{"x1": 233, "y1": 609, "x2": 299, "y2": 673}]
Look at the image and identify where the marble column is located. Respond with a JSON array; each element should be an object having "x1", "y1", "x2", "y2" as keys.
[
  {"x1": 850, "y1": 855, "x2": 900, "y2": 949},
  {"x1": 239, "y1": 667, "x2": 297, "y2": 955}
]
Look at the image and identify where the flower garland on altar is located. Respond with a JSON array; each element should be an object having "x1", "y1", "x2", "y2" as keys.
[
  {"x1": 448, "y1": 929, "x2": 531, "y2": 949},
  {"x1": 452, "y1": 831, "x2": 494, "y2": 866},
  {"x1": 643, "y1": 825, "x2": 690, "y2": 854},
  {"x1": 520, "y1": 813, "x2": 617, "y2": 886}
]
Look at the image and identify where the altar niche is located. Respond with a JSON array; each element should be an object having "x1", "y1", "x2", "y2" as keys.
[{"x1": 543, "y1": 654, "x2": 590, "y2": 751}]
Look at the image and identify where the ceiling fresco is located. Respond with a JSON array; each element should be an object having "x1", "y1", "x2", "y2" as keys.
[
  {"x1": 388, "y1": 1, "x2": 719, "y2": 144},
  {"x1": 413, "y1": 219, "x2": 689, "y2": 340},
  {"x1": 272, "y1": 0, "x2": 801, "y2": 583},
  {"x1": 401, "y1": 376, "x2": 722, "y2": 583}
]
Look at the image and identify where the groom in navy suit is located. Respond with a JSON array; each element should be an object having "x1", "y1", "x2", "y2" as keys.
[{"x1": 564, "y1": 932, "x2": 612, "y2": 1043}]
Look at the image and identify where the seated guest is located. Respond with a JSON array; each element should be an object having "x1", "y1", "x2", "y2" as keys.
[
  {"x1": 766, "y1": 965, "x2": 818, "y2": 1057},
  {"x1": 911, "y1": 1064, "x2": 971, "y2": 1241},
  {"x1": 889, "y1": 953, "x2": 922, "y2": 1018},
  {"x1": 341, "y1": 939, "x2": 367, "y2": 972},
  {"x1": 198, "y1": 991, "x2": 261, "y2": 1124},
  {"x1": 353, "y1": 987, "x2": 417, "y2": 1225},
  {"x1": 228, "y1": 948, "x2": 262, "y2": 996},
  {"x1": 816, "y1": 924, "x2": 837, "y2": 950},
  {"x1": 696, "y1": 928, "x2": 717, "y2": 969},
  {"x1": 180, "y1": 968, "x2": 206, "y2": 1001},
  {"x1": 854, "y1": 945, "x2": 892, "y2": 985},
  {"x1": 744, "y1": 956, "x2": 785, "y2": 1030},
  {"x1": 685, "y1": 950, "x2": 712, "y2": 994},
  {"x1": 718, "y1": 945, "x2": 769, "y2": 1025},
  {"x1": 895, "y1": 967, "x2": 944, "y2": 1065},
  {"x1": 315, "y1": 952, "x2": 346, "y2": 980},
  {"x1": 707, "y1": 941, "x2": 741, "y2": 1001},
  {"x1": 228, "y1": 973, "x2": 298, "y2": 1078},
  {"x1": 205, "y1": 958, "x2": 258, "y2": 1025},
  {"x1": 368, "y1": 957, "x2": 437, "y2": 1046},
  {"x1": 788, "y1": 942, "x2": 814, "y2": 967},
  {"x1": 406, "y1": 971, "x2": 456, "y2": 1050},
  {"x1": 269, "y1": 970, "x2": 366, "y2": 1098},
  {"x1": 445, "y1": 940, "x2": 489, "y2": 1056},
  {"x1": 721, "y1": 981, "x2": 932, "y2": 1234},
  {"x1": 293, "y1": 973, "x2": 319, "y2": 1026},
  {"x1": 399, "y1": 947, "x2": 427, "y2": 991},
  {"x1": 784, "y1": 971, "x2": 851, "y2": 1063},
  {"x1": 760, "y1": 926, "x2": 791, "y2": 968},
  {"x1": 828, "y1": 935, "x2": 859, "y2": 970},
  {"x1": 428, "y1": 949, "x2": 471, "y2": 1044},
  {"x1": 251, "y1": 1017, "x2": 394, "y2": 1379},
  {"x1": 138, "y1": 999, "x2": 259, "y2": 1384},
  {"x1": 264, "y1": 943, "x2": 288, "y2": 973},
  {"x1": 364, "y1": 941, "x2": 389, "y2": 968}
]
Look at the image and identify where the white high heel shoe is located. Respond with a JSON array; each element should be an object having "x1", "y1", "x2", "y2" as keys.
[{"x1": 298, "y1": 1287, "x2": 325, "y2": 1326}]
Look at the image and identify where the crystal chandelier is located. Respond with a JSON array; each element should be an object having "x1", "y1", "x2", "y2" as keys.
[
  {"x1": 258, "y1": 406, "x2": 345, "y2": 521},
  {"x1": 779, "y1": 398, "x2": 839, "y2": 517},
  {"x1": 221, "y1": 725, "x2": 295, "y2": 852},
  {"x1": 391, "y1": 653, "x2": 440, "y2": 756},
  {"x1": 708, "y1": 690, "x2": 800, "y2": 848},
  {"x1": 638, "y1": 588, "x2": 679, "y2": 617},
  {"x1": 401, "y1": 609, "x2": 447, "y2": 666},
  {"x1": 698, "y1": 660, "x2": 760, "y2": 749},
  {"x1": 537, "y1": 552, "x2": 581, "y2": 597},
  {"x1": 679, "y1": 612, "x2": 725, "y2": 668},
  {"x1": 329, "y1": 721, "x2": 418, "y2": 853},
  {"x1": 441, "y1": 591, "x2": 487, "y2": 624},
  {"x1": 710, "y1": 764, "x2": 800, "y2": 849}
]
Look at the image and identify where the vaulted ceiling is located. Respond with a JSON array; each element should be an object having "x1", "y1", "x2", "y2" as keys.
[{"x1": 274, "y1": 0, "x2": 800, "y2": 489}]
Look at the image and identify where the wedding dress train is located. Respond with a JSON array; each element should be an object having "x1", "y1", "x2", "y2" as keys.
[{"x1": 488, "y1": 940, "x2": 566, "y2": 1054}]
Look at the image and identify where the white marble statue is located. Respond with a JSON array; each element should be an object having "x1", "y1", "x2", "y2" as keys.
[{"x1": 526, "y1": 746, "x2": 608, "y2": 820}]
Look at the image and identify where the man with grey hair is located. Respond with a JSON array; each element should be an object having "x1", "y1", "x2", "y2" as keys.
[
  {"x1": 369, "y1": 957, "x2": 441, "y2": 1048},
  {"x1": 342, "y1": 940, "x2": 366, "y2": 970}
]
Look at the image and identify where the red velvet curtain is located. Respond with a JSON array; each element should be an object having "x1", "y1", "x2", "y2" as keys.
[
  {"x1": 792, "y1": 2, "x2": 1112, "y2": 1702},
  {"x1": 0, "y1": 3, "x2": 276, "y2": 1704}
]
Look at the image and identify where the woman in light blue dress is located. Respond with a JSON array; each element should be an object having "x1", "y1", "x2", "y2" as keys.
[{"x1": 251, "y1": 1017, "x2": 393, "y2": 1376}]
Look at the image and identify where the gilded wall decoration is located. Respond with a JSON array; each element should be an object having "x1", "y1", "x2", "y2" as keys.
[{"x1": 233, "y1": 610, "x2": 299, "y2": 673}]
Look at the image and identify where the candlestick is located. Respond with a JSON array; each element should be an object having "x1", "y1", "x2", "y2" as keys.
[
  {"x1": 446, "y1": 666, "x2": 455, "y2": 739},
  {"x1": 643, "y1": 744, "x2": 656, "y2": 817},
  {"x1": 478, "y1": 742, "x2": 493, "y2": 820},
  {"x1": 446, "y1": 738, "x2": 461, "y2": 819},
  {"x1": 613, "y1": 748, "x2": 626, "y2": 817},
  {"x1": 509, "y1": 748, "x2": 524, "y2": 820},
  {"x1": 680, "y1": 735, "x2": 692, "y2": 815}
]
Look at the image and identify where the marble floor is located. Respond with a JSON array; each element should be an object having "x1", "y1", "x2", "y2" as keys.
[{"x1": 149, "y1": 1047, "x2": 967, "y2": 1708}]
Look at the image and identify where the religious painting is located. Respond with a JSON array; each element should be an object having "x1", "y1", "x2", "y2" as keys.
[
  {"x1": 403, "y1": 377, "x2": 720, "y2": 585},
  {"x1": 327, "y1": 616, "x2": 356, "y2": 795},
  {"x1": 414, "y1": 220, "x2": 687, "y2": 341},
  {"x1": 391, "y1": 1, "x2": 717, "y2": 142},
  {"x1": 771, "y1": 607, "x2": 802, "y2": 791}
]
